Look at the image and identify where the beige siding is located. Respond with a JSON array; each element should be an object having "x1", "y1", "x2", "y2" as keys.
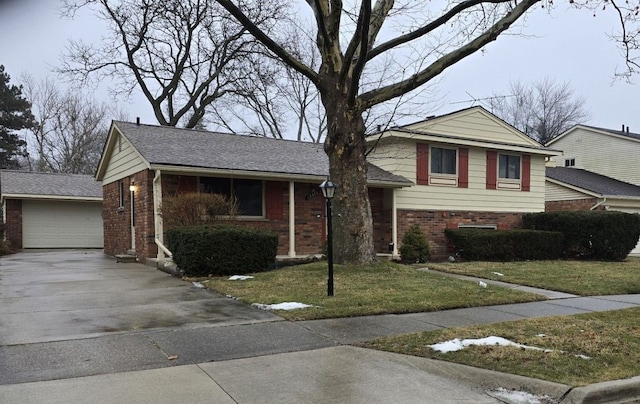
[
  {"x1": 369, "y1": 138, "x2": 546, "y2": 212},
  {"x1": 550, "y1": 127, "x2": 640, "y2": 186},
  {"x1": 102, "y1": 134, "x2": 147, "y2": 185},
  {"x1": 545, "y1": 181, "x2": 592, "y2": 201},
  {"x1": 407, "y1": 108, "x2": 539, "y2": 147}
]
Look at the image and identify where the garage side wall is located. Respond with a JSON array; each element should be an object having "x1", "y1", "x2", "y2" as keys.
[
  {"x1": 5, "y1": 199, "x2": 22, "y2": 249},
  {"x1": 103, "y1": 180, "x2": 131, "y2": 256}
]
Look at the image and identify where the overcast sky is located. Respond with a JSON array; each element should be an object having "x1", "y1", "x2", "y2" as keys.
[{"x1": 0, "y1": 0, "x2": 638, "y2": 135}]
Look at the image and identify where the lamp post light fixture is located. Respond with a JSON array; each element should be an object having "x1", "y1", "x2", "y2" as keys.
[{"x1": 319, "y1": 179, "x2": 336, "y2": 296}]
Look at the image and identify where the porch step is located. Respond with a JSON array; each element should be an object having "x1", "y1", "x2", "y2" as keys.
[{"x1": 116, "y1": 254, "x2": 137, "y2": 263}]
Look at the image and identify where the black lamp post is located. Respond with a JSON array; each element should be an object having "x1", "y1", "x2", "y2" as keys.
[{"x1": 319, "y1": 179, "x2": 336, "y2": 296}]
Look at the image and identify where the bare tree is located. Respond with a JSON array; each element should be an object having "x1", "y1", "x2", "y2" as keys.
[
  {"x1": 21, "y1": 76, "x2": 117, "y2": 174},
  {"x1": 59, "y1": 0, "x2": 286, "y2": 128},
  {"x1": 487, "y1": 78, "x2": 591, "y2": 144},
  {"x1": 212, "y1": 0, "x2": 638, "y2": 264}
]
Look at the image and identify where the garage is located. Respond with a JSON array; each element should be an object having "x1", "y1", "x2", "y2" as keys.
[
  {"x1": 22, "y1": 200, "x2": 103, "y2": 248},
  {"x1": 1, "y1": 170, "x2": 103, "y2": 250}
]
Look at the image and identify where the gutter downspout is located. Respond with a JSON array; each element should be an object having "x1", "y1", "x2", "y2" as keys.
[
  {"x1": 590, "y1": 197, "x2": 607, "y2": 211},
  {"x1": 153, "y1": 170, "x2": 172, "y2": 259}
]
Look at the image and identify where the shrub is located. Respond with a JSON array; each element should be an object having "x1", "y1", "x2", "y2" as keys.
[
  {"x1": 400, "y1": 225, "x2": 430, "y2": 263},
  {"x1": 166, "y1": 225, "x2": 278, "y2": 276},
  {"x1": 445, "y1": 228, "x2": 564, "y2": 261},
  {"x1": 0, "y1": 221, "x2": 12, "y2": 256},
  {"x1": 523, "y1": 211, "x2": 640, "y2": 261},
  {"x1": 161, "y1": 192, "x2": 238, "y2": 228}
]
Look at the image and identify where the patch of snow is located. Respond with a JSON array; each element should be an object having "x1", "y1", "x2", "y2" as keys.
[
  {"x1": 229, "y1": 275, "x2": 254, "y2": 281},
  {"x1": 479, "y1": 281, "x2": 488, "y2": 288},
  {"x1": 253, "y1": 302, "x2": 313, "y2": 311},
  {"x1": 429, "y1": 336, "x2": 545, "y2": 353},
  {"x1": 576, "y1": 354, "x2": 591, "y2": 360},
  {"x1": 487, "y1": 387, "x2": 555, "y2": 404},
  {"x1": 192, "y1": 282, "x2": 205, "y2": 288},
  {"x1": 492, "y1": 272, "x2": 504, "y2": 277},
  {"x1": 536, "y1": 334, "x2": 547, "y2": 337}
]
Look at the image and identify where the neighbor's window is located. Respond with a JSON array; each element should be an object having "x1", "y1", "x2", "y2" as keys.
[
  {"x1": 565, "y1": 158, "x2": 576, "y2": 167},
  {"x1": 199, "y1": 177, "x2": 263, "y2": 216},
  {"x1": 118, "y1": 181, "x2": 125, "y2": 208},
  {"x1": 431, "y1": 147, "x2": 457, "y2": 175},
  {"x1": 499, "y1": 154, "x2": 521, "y2": 179}
]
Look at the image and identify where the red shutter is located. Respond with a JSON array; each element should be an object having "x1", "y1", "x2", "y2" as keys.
[
  {"x1": 486, "y1": 151, "x2": 497, "y2": 190},
  {"x1": 265, "y1": 181, "x2": 283, "y2": 220},
  {"x1": 458, "y1": 148, "x2": 469, "y2": 188},
  {"x1": 416, "y1": 143, "x2": 429, "y2": 185},
  {"x1": 521, "y1": 154, "x2": 531, "y2": 192}
]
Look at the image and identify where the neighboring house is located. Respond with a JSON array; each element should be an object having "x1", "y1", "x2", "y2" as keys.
[
  {"x1": 546, "y1": 124, "x2": 640, "y2": 186},
  {"x1": 95, "y1": 121, "x2": 412, "y2": 264},
  {"x1": 367, "y1": 106, "x2": 561, "y2": 256},
  {"x1": 1, "y1": 170, "x2": 104, "y2": 249},
  {"x1": 546, "y1": 166, "x2": 640, "y2": 255}
]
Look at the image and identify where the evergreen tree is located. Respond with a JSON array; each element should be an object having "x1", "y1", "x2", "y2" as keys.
[{"x1": 0, "y1": 65, "x2": 34, "y2": 169}]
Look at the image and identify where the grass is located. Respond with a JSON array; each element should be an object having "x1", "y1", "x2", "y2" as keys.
[
  {"x1": 200, "y1": 260, "x2": 544, "y2": 320},
  {"x1": 362, "y1": 307, "x2": 640, "y2": 386},
  {"x1": 427, "y1": 259, "x2": 640, "y2": 296}
]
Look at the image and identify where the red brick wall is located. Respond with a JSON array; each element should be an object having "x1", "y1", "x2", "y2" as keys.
[
  {"x1": 103, "y1": 180, "x2": 132, "y2": 256},
  {"x1": 132, "y1": 170, "x2": 157, "y2": 260},
  {"x1": 4, "y1": 199, "x2": 22, "y2": 249},
  {"x1": 546, "y1": 198, "x2": 600, "y2": 212},
  {"x1": 398, "y1": 209, "x2": 525, "y2": 260}
]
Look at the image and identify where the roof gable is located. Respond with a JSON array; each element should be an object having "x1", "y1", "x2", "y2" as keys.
[
  {"x1": 546, "y1": 167, "x2": 640, "y2": 198},
  {"x1": 0, "y1": 170, "x2": 102, "y2": 201},
  {"x1": 547, "y1": 124, "x2": 640, "y2": 146}
]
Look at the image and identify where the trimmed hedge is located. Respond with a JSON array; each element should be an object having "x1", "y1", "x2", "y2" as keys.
[
  {"x1": 445, "y1": 228, "x2": 564, "y2": 261},
  {"x1": 523, "y1": 211, "x2": 640, "y2": 261},
  {"x1": 166, "y1": 225, "x2": 278, "y2": 276},
  {"x1": 400, "y1": 225, "x2": 430, "y2": 263}
]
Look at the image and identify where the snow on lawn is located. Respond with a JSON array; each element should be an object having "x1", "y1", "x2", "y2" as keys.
[
  {"x1": 492, "y1": 272, "x2": 504, "y2": 277},
  {"x1": 487, "y1": 387, "x2": 555, "y2": 404},
  {"x1": 253, "y1": 302, "x2": 313, "y2": 311},
  {"x1": 429, "y1": 336, "x2": 591, "y2": 359},
  {"x1": 192, "y1": 282, "x2": 205, "y2": 288},
  {"x1": 229, "y1": 275, "x2": 254, "y2": 281}
]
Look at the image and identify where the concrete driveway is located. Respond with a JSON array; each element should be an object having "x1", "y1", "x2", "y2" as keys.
[{"x1": 0, "y1": 250, "x2": 280, "y2": 346}]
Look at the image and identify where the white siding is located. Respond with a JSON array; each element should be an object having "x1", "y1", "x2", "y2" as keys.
[
  {"x1": 102, "y1": 134, "x2": 147, "y2": 185},
  {"x1": 407, "y1": 108, "x2": 539, "y2": 147},
  {"x1": 545, "y1": 181, "x2": 592, "y2": 202},
  {"x1": 369, "y1": 138, "x2": 546, "y2": 213},
  {"x1": 550, "y1": 127, "x2": 640, "y2": 186}
]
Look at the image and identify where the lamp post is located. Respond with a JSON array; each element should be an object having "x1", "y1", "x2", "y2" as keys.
[{"x1": 319, "y1": 179, "x2": 336, "y2": 296}]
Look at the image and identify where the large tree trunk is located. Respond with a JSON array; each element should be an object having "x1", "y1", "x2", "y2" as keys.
[{"x1": 323, "y1": 94, "x2": 376, "y2": 264}]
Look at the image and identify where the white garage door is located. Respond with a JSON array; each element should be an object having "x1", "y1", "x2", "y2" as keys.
[{"x1": 22, "y1": 200, "x2": 104, "y2": 248}]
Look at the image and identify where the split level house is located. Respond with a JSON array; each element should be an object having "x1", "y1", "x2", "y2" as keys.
[
  {"x1": 545, "y1": 125, "x2": 640, "y2": 255},
  {"x1": 95, "y1": 106, "x2": 560, "y2": 264}
]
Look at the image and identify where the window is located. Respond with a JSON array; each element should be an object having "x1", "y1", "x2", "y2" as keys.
[
  {"x1": 499, "y1": 154, "x2": 521, "y2": 179},
  {"x1": 199, "y1": 177, "x2": 263, "y2": 216},
  {"x1": 564, "y1": 158, "x2": 576, "y2": 167},
  {"x1": 118, "y1": 181, "x2": 125, "y2": 208},
  {"x1": 431, "y1": 147, "x2": 457, "y2": 175}
]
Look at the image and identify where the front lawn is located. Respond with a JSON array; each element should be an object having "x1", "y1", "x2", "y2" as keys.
[
  {"x1": 428, "y1": 259, "x2": 640, "y2": 296},
  {"x1": 200, "y1": 261, "x2": 544, "y2": 320},
  {"x1": 363, "y1": 307, "x2": 640, "y2": 386}
]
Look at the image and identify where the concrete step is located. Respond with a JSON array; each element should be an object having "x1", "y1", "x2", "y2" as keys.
[{"x1": 115, "y1": 254, "x2": 137, "y2": 263}]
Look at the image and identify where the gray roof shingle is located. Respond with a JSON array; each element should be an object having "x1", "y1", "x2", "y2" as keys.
[
  {"x1": 546, "y1": 167, "x2": 640, "y2": 198},
  {"x1": 0, "y1": 170, "x2": 102, "y2": 199},
  {"x1": 114, "y1": 121, "x2": 412, "y2": 186}
]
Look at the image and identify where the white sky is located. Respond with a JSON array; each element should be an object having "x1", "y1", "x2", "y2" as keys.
[{"x1": 0, "y1": 0, "x2": 638, "y2": 134}]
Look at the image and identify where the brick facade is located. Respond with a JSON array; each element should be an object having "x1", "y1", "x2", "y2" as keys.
[
  {"x1": 102, "y1": 179, "x2": 132, "y2": 257},
  {"x1": 4, "y1": 199, "x2": 22, "y2": 249},
  {"x1": 545, "y1": 198, "x2": 600, "y2": 212},
  {"x1": 397, "y1": 209, "x2": 525, "y2": 260}
]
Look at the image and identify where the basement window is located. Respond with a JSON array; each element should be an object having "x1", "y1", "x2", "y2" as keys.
[{"x1": 458, "y1": 224, "x2": 497, "y2": 230}]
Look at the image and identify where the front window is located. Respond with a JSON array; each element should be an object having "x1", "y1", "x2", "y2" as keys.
[
  {"x1": 499, "y1": 154, "x2": 520, "y2": 179},
  {"x1": 431, "y1": 147, "x2": 457, "y2": 175},
  {"x1": 199, "y1": 177, "x2": 263, "y2": 216}
]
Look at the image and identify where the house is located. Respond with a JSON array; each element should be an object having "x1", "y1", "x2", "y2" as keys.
[
  {"x1": 544, "y1": 125, "x2": 640, "y2": 256},
  {"x1": 366, "y1": 106, "x2": 561, "y2": 256},
  {"x1": 1, "y1": 170, "x2": 104, "y2": 249},
  {"x1": 96, "y1": 107, "x2": 560, "y2": 264},
  {"x1": 546, "y1": 124, "x2": 640, "y2": 186},
  {"x1": 94, "y1": 121, "x2": 413, "y2": 263}
]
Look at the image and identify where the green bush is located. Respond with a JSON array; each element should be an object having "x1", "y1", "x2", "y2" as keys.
[
  {"x1": 166, "y1": 225, "x2": 278, "y2": 276},
  {"x1": 445, "y1": 228, "x2": 564, "y2": 261},
  {"x1": 400, "y1": 225, "x2": 430, "y2": 263},
  {"x1": 523, "y1": 211, "x2": 640, "y2": 261}
]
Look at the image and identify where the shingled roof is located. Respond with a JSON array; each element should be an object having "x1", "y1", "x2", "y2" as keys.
[
  {"x1": 108, "y1": 121, "x2": 412, "y2": 187},
  {"x1": 0, "y1": 170, "x2": 102, "y2": 200},
  {"x1": 579, "y1": 124, "x2": 640, "y2": 141},
  {"x1": 546, "y1": 167, "x2": 640, "y2": 198}
]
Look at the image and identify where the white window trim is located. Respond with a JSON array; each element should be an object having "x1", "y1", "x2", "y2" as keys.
[
  {"x1": 497, "y1": 153, "x2": 522, "y2": 190},
  {"x1": 429, "y1": 146, "x2": 458, "y2": 187}
]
